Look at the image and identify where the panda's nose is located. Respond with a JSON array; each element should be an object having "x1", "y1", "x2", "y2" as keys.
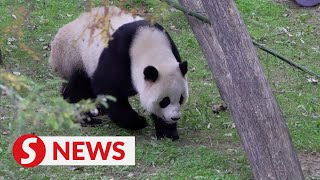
[{"x1": 171, "y1": 117, "x2": 180, "y2": 121}]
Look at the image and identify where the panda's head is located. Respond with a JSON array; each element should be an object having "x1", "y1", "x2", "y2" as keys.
[{"x1": 140, "y1": 61, "x2": 188, "y2": 124}]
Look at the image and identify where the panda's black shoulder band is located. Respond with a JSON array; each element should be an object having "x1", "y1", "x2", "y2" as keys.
[{"x1": 179, "y1": 61, "x2": 188, "y2": 77}]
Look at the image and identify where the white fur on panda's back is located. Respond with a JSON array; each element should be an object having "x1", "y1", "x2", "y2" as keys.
[
  {"x1": 49, "y1": 6, "x2": 143, "y2": 79},
  {"x1": 78, "y1": 7, "x2": 143, "y2": 77}
]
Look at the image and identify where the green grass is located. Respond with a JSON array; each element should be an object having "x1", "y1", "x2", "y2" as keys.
[{"x1": 0, "y1": 0, "x2": 319, "y2": 179}]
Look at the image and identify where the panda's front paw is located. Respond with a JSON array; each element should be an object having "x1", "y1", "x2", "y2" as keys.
[
  {"x1": 114, "y1": 115, "x2": 148, "y2": 130},
  {"x1": 152, "y1": 115, "x2": 179, "y2": 141},
  {"x1": 130, "y1": 115, "x2": 148, "y2": 130},
  {"x1": 155, "y1": 125, "x2": 179, "y2": 141}
]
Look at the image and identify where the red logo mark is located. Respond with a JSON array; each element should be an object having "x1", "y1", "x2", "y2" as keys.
[{"x1": 12, "y1": 134, "x2": 46, "y2": 168}]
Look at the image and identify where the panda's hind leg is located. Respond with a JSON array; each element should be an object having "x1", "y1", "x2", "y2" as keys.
[
  {"x1": 62, "y1": 70, "x2": 102, "y2": 125},
  {"x1": 62, "y1": 69, "x2": 95, "y2": 103}
]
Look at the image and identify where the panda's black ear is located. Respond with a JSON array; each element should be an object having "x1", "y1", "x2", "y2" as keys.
[
  {"x1": 144, "y1": 66, "x2": 158, "y2": 82},
  {"x1": 179, "y1": 61, "x2": 188, "y2": 77}
]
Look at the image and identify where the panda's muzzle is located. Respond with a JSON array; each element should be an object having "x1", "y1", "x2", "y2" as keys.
[{"x1": 171, "y1": 117, "x2": 180, "y2": 121}]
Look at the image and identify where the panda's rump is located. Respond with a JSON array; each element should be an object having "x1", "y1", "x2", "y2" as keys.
[
  {"x1": 49, "y1": 27, "x2": 83, "y2": 80},
  {"x1": 50, "y1": 6, "x2": 144, "y2": 97}
]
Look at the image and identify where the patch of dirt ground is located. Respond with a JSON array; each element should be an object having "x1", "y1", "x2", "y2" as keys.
[{"x1": 298, "y1": 152, "x2": 320, "y2": 178}]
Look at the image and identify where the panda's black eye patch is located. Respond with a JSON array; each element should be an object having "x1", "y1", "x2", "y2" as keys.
[
  {"x1": 159, "y1": 97, "x2": 170, "y2": 108},
  {"x1": 179, "y1": 95, "x2": 184, "y2": 104}
]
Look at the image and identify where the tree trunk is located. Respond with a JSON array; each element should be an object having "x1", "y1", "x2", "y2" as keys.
[{"x1": 179, "y1": 0, "x2": 304, "y2": 179}]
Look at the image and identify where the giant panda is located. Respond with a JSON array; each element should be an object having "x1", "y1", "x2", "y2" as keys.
[{"x1": 49, "y1": 6, "x2": 188, "y2": 140}]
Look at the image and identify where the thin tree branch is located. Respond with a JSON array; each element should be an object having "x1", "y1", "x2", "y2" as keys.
[
  {"x1": 164, "y1": 0, "x2": 210, "y2": 24},
  {"x1": 252, "y1": 42, "x2": 320, "y2": 78}
]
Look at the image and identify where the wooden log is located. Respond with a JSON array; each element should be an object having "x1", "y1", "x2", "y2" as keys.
[{"x1": 179, "y1": 0, "x2": 304, "y2": 179}]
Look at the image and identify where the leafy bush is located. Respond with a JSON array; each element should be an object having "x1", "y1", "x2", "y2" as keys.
[{"x1": 0, "y1": 69, "x2": 114, "y2": 139}]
